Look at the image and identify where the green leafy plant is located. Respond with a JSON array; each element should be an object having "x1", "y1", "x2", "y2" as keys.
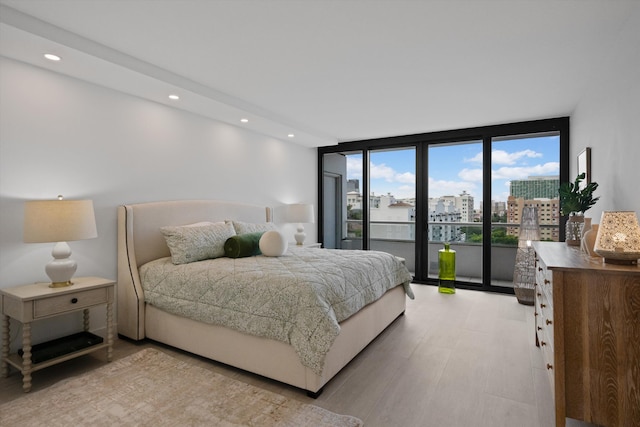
[{"x1": 558, "y1": 173, "x2": 599, "y2": 216}]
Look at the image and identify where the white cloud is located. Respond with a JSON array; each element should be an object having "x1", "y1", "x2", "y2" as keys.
[
  {"x1": 428, "y1": 177, "x2": 478, "y2": 198},
  {"x1": 466, "y1": 149, "x2": 544, "y2": 165},
  {"x1": 370, "y1": 163, "x2": 396, "y2": 181},
  {"x1": 395, "y1": 171, "x2": 416, "y2": 184},
  {"x1": 458, "y1": 168, "x2": 483, "y2": 182},
  {"x1": 492, "y1": 149, "x2": 543, "y2": 165},
  {"x1": 492, "y1": 161, "x2": 559, "y2": 180},
  {"x1": 346, "y1": 156, "x2": 362, "y2": 179}
]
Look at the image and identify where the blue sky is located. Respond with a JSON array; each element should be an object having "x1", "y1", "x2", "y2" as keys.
[{"x1": 347, "y1": 135, "x2": 560, "y2": 208}]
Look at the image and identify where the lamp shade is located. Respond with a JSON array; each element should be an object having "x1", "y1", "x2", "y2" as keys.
[
  {"x1": 285, "y1": 203, "x2": 315, "y2": 224},
  {"x1": 24, "y1": 199, "x2": 98, "y2": 243},
  {"x1": 593, "y1": 211, "x2": 640, "y2": 264},
  {"x1": 518, "y1": 206, "x2": 540, "y2": 245}
]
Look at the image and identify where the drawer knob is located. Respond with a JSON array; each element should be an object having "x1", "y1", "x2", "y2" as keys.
[
  {"x1": 537, "y1": 292, "x2": 542, "y2": 297},
  {"x1": 537, "y1": 326, "x2": 542, "y2": 331},
  {"x1": 544, "y1": 279, "x2": 550, "y2": 284},
  {"x1": 546, "y1": 319, "x2": 553, "y2": 325},
  {"x1": 540, "y1": 303, "x2": 546, "y2": 308},
  {"x1": 538, "y1": 267, "x2": 543, "y2": 271},
  {"x1": 546, "y1": 363, "x2": 553, "y2": 370},
  {"x1": 541, "y1": 341, "x2": 547, "y2": 346},
  {"x1": 71, "y1": 297, "x2": 78, "y2": 304}
]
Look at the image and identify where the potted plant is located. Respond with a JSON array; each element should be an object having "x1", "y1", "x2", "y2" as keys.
[{"x1": 558, "y1": 173, "x2": 599, "y2": 245}]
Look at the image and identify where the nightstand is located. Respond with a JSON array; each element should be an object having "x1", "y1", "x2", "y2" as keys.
[{"x1": 1, "y1": 276, "x2": 115, "y2": 392}]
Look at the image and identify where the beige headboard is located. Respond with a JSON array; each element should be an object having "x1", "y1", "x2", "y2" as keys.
[{"x1": 117, "y1": 199, "x2": 272, "y2": 339}]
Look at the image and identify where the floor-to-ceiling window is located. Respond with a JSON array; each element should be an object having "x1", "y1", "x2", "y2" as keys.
[{"x1": 319, "y1": 118, "x2": 569, "y2": 292}]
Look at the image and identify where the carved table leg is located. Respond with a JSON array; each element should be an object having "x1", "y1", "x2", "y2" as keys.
[
  {"x1": 106, "y1": 302, "x2": 113, "y2": 362},
  {"x1": 1, "y1": 315, "x2": 9, "y2": 377},
  {"x1": 21, "y1": 322, "x2": 32, "y2": 392}
]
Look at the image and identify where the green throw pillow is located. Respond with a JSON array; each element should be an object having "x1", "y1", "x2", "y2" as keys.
[{"x1": 224, "y1": 232, "x2": 264, "y2": 258}]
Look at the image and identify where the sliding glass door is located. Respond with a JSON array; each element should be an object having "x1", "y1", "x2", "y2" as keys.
[
  {"x1": 368, "y1": 148, "x2": 416, "y2": 273},
  {"x1": 490, "y1": 133, "x2": 561, "y2": 288},
  {"x1": 426, "y1": 141, "x2": 483, "y2": 285}
]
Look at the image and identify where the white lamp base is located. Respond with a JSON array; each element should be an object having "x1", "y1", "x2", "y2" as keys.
[
  {"x1": 45, "y1": 241, "x2": 77, "y2": 287},
  {"x1": 294, "y1": 224, "x2": 306, "y2": 246}
]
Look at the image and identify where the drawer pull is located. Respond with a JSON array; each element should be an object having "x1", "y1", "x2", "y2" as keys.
[
  {"x1": 546, "y1": 319, "x2": 553, "y2": 325},
  {"x1": 71, "y1": 298, "x2": 78, "y2": 304},
  {"x1": 534, "y1": 311, "x2": 538, "y2": 317},
  {"x1": 540, "y1": 303, "x2": 546, "y2": 308},
  {"x1": 538, "y1": 267, "x2": 543, "y2": 272},
  {"x1": 537, "y1": 326, "x2": 542, "y2": 330},
  {"x1": 537, "y1": 292, "x2": 542, "y2": 297},
  {"x1": 546, "y1": 363, "x2": 553, "y2": 370},
  {"x1": 544, "y1": 279, "x2": 550, "y2": 284},
  {"x1": 541, "y1": 341, "x2": 547, "y2": 346}
]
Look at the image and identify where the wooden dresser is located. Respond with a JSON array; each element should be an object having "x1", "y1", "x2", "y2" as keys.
[{"x1": 533, "y1": 242, "x2": 640, "y2": 427}]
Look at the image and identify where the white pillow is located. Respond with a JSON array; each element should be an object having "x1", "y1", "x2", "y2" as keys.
[
  {"x1": 259, "y1": 230, "x2": 288, "y2": 257},
  {"x1": 161, "y1": 221, "x2": 236, "y2": 264},
  {"x1": 228, "y1": 220, "x2": 277, "y2": 235}
]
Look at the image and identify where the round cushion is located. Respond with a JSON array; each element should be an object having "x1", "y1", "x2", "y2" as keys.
[{"x1": 259, "y1": 230, "x2": 288, "y2": 257}]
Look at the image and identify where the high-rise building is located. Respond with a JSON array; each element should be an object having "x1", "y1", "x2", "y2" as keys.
[
  {"x1": 507, "y1": 196, "x2": 560, "y2": 242},
  {"x1": 510, "y1": 176, "x2": 560, "y2": 199}
]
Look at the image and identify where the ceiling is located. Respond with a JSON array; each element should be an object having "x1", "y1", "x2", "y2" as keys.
[{"x1": 0, "y1": 0, "x2": 637, "y2": 148}]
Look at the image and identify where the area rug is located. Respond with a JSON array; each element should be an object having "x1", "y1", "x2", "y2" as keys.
[{"x1": 0, "y1": 348, "x2": 363, "y2": 427}]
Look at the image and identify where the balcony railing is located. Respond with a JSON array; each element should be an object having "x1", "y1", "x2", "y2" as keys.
[{"x1": 339, "y1": 220, "x2": 560, "y2": 288}]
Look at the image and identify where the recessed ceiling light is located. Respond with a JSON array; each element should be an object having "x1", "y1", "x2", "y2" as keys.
[
  {"x1": 44, "y1": 53, "x2": 61, "y2": 61},
  {"x1": 240, "y1": 118, "x2": 249, "y2": 123},
  {"x1": 287, "y1": 134, "x2": 295, "y2": 138},
  {"x1": 168, "y1": 94, "x2": 180, "y2": 100}
]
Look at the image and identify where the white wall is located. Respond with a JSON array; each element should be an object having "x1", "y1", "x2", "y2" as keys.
[
  {"x1": 571, "y1": 6, "x2": 640, "y2": 222},
  {"x1": 0, "y1": 57, "x2": 317, "y2": 346}
]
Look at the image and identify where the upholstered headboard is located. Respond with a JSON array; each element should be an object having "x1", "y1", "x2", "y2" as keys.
[{"x1": 117, "y1": 200, "x2": 272, "y2": 339}]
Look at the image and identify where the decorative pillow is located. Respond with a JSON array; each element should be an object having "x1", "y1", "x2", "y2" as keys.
[
  {"x1": 224, "y1": 232, "x2": 264, "y2": 258},
  {"x1": 228, "y1": 220, "x2": 277, "y2": 235},
  {"x1": 160, "y1": 221, "x2": 236, "y2": 264},
  {"x1": 259, "y1": 230, "x2": 288, "y2": 257}
]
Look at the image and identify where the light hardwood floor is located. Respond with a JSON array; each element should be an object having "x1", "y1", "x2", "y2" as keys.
[{"x1": 1, "y1": 284, "x2": 597, "y2": 426}]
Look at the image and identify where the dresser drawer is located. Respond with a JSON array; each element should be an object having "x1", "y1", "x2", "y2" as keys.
[
  {"x1": 33, "y1": 288, "x2": 109, "y2": 318},
  {"x1": 540, "y1": 329, "x2": 555, "y2": 394},
  {"x1": 537, "y1": 264, "x2": 553, "y2": 300}
]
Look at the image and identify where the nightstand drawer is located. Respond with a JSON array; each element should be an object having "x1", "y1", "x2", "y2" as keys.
[{"x1": 33, "y1": 288, "x2": 108, "y2": 318}]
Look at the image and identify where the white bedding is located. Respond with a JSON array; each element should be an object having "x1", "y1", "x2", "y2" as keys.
[{"x1": 139, "y1": 246, "x2": 413, "y2": 375}]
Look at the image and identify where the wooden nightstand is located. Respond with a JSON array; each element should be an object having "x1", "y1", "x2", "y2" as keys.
[{"x1": 1, "y1": 276, "x2": 115, "y2": 392}]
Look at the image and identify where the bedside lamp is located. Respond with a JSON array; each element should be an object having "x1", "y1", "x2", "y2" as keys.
[
  {"x1": 24, "y1": 196, "x2": 98, "y2": 287},
  {"x1": 286, "y1": 203, "x2": 315, "y2": 245},
  {"x1": 593, "y1": 211, "x2": 640, "y2": 265}
]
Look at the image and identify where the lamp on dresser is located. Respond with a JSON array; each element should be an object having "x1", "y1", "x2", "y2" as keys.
[
  {"x1": 23, "y1": 195, "x2": 98, "y2": 287},
  {"x1": 285, "y1": 203, "x2": 315, "y2": 246},
  {"x1": 593, "y1": 210, "x2": 640, "y2": 265},
  {"x1": 513, "y1": 206, "x2": 540, "y2": 305}
]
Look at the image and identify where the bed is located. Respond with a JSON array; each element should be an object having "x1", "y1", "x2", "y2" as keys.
[{"x1": 117, "y1": 199, "x2": 413, "y2": 397}]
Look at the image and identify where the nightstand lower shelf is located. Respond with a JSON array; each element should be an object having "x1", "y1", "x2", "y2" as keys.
[
  {"x1": 17, "y1": 331, "x2": 103, "y2": 364},
  {"x1": 7, "y1": 340, "x2": 109, "y2": 373}
]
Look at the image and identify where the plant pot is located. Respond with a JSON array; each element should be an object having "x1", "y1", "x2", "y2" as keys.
[{"x1": 566, "y1": 214, "x2": 584, "y2": 246}]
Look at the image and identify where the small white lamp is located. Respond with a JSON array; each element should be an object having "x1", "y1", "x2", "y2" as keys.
[
  {"x1": 286, "y1": 203, "x2": 315, "y2": 245},
  {"x1": 593, "y1": 211, "x2": 640, "y2": 265},
  {"x1": 24, "y1": 196, "x2": 98, "y2": 287}
]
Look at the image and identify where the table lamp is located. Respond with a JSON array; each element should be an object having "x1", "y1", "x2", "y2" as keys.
[
  {"x1": 24, "y1": 196, "x2": 98, "y2": 287},
  {"x1": 593, "y1": 211, "x2": 640, "y2": 265},
  {"x1": 286, "y1": 203, "x2": 315, "y2": 245}
]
